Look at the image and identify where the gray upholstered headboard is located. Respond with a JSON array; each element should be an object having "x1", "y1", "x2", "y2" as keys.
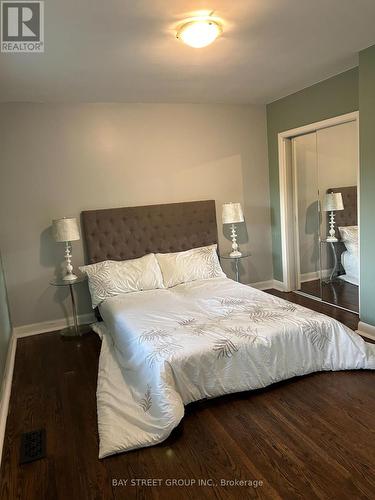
[
  {"x1": 81, "y1": 200, "x2": 218, "y2": 265},
  {"x1": 327, "y1": 186, "x2": 357, "y2": 228}
]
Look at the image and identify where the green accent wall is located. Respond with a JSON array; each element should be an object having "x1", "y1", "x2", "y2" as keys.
[
  {"x1": 266, "y1": 68, "x2": 359, "y2": 280},
  {"x1": 359, "y1": 45, "x2": 375, "y2": 326}
]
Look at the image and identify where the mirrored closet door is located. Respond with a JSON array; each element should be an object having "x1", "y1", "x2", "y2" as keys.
[{"x1": 292, "y1": 121, "x2": 359, "y2": 313}]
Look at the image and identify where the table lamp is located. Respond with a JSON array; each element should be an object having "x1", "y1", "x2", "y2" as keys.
[
  {"x1": 222, "y1": 202, "x2": 244, "y2": 257},
  {"x1": 323, "y1": 192, "x2": 344, "y2": 242},
  {"x1": 52, "y1": 217, "x2": 80, "y2": 280}
]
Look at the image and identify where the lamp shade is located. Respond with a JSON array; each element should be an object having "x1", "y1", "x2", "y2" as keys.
[
  {"x1": 222, "y1": 202, "x2": 244, "y2": 224},
  {"x1": 52, "y1": 217, "x2": 80, "y2": 242},
  {"x1": 323, "y1": 192, "x2": 344, "y2": 212}
]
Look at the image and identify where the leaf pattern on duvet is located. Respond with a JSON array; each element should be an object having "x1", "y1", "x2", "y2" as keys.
[
  {"x1": 223, "y1": 326, "x2": 260, "y2": 342},
  {"x1": 218, "y1": 297, "x2": 285, "y2": 322},
  {"x1": 213, "y1": 338, "x2": 239, "y2": 358},
  {"x1": 302, "y1": 319, "x2": 332, "y2": 350},
  {"x1": 192, "y1": 324, "x2": 211, "y2": 336},
  {"x1": 175, "y1": 318, "x2": 209, "y2": 336},
  {"x1": 139, "y1": 384, "x2": 152, "y2": 412},
  {"x1": 177, "y1": 318, "x2": 196, "y2": 326},
  {"x1": 219, "y1": 309, "x2": 236, "y2": 319},
  {"x1": 222, "y1": 326, "x2": 272, "y2": 367},
  {"x1": 273, "y1": 298, "x2": 318, "y2": 320},
  {"x1": 146, "y1": 342, "x2": 182, "y2": 367},
  {"x1": 247, "y1": 308, "x2": 284, "y2": 324},
  {"x1": 220, "y1": 297, "x2": 247, "y2": 307},
  {"x1": 139, "y1": 328, "x2": 170, "y2": 343},
  {"x1": 279, "y1": 303, "x2": 297, "y2": 312}
]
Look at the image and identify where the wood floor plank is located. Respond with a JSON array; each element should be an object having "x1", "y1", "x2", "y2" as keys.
[
  {"x1": 262, "y1": 374, "x2": 375, "y2": 464},
  {"x1": 262, "y1": 388, "x2": 375, "y2": 495},
  {"x1": 213, "y1": 394, "x2": 353, "y2": 499},
  {"x1": 57, "y1": 335, "x2": 114, "y2": 500}
]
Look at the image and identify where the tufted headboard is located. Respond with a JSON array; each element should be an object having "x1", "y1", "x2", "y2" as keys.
[
  {"x1": 327, "y1": 186, "x2": 357, "y2": 228},
  {"x1": 81, "y1": 200, "x2": 218, "y2": 264},
  {"x1": 325, "y1": 186, "x2": 357, "y2": 275}
]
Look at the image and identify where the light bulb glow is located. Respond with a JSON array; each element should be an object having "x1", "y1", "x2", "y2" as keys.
[{"x1": 177, "y1": 20, "x2": 222, "y2": 48}]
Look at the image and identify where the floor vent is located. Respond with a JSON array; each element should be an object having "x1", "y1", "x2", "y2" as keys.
[{"x1": 20, "y1": 429, "x2": 46, "y2": 464}]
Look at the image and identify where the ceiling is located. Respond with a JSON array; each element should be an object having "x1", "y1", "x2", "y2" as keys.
[{"x1": 1, "y1": 0, "x2": 375, "y2": 104}]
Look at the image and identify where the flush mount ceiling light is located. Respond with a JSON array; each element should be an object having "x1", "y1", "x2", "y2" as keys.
[{"x1": 176, "y1": 17, "x2": 223, "y2": 48}]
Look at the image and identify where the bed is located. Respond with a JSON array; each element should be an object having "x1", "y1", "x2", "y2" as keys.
[{"x1": 81, "y1": 200, "x2": 374, "y2": 458}]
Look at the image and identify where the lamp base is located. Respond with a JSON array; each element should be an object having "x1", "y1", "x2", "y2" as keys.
[
  {"x1": 326, "y1": 236, "x2": 338, "y2": 242},
  {"x1": 63, "y1": 272, "x2": 78, "y2": 281},
  {"x1": 229, "y1": 250, "x2": 242, "y2": 258}
]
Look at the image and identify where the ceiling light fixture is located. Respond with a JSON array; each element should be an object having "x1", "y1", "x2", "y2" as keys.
[{"x1": 176, "y1": 17, "x2": 223, "y2": 48}]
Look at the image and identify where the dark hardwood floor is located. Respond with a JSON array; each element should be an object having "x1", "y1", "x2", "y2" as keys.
[
  {"x1": 299, "y1": 279, "x2": 321, "y2": 299},
  {"x1": 299, "y1": 279, "x2": 359, "y2": 313},
  {"x1": 1, "y1": 292, "x2": 374, "y2": 499}
]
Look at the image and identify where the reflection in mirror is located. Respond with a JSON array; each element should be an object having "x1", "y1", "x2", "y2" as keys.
[
  {"x1": 293, "y1": 131, "x2": 321, "y2": 299},
  {"x1": 291, "y1": 120, "x2": 359, "y2": 313}
]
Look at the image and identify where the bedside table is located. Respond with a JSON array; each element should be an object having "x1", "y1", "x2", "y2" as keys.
[
  {"x1": 50, "y1": 274, "x2": 91, "y2": 337},
  {"x1": 320, "y1": 239, "x2": 341, "y2": 283},
  {"x1": 220, "y1": 252, "x2": 250, "y2": 283}
]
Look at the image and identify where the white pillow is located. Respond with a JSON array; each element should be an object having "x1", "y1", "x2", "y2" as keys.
[
  {"x1": 156, "y1": 244, "x2": 225, "y2": 288},
  {"x1": 339, "y1": 226, "x2": 358, "y2": 256},
  {"x1": 79, "y1": 253, "x2": 164, "y2": 308}
]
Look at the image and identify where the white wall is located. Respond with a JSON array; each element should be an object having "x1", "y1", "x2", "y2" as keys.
[{"x1": 0, "y1": 103, "x2": 272, "y2": 328}]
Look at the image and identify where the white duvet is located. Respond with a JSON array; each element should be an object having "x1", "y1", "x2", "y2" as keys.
[{"x1": 93, "y1": 277, "x2": 375, "y2": 458}]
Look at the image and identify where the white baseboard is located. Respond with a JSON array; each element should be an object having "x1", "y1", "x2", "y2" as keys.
[
  {"x1": 13, "y1": 312, "x2": 96, "y2": 338},
  {"x1": 300, "y1": 271, "x2": 320, "y2": 282},
  {"x1": 272, "y1": 280, "x2": 287, "y2": 292},
  {"x1": 248, "y1": 280, "x2": 274, "y2": 290},
  {"x1": 0, "y1": 334, "x2": 17, "y2": 467},
  {"x1": 248, "y1": 280, "x2": 286, "y2": 292},
  {"x1": 300, "y1": 269, "x2": 332, "y2": 283},
  {"x1": 357, "y1": 321, "x2": 375, "y2": 342}
]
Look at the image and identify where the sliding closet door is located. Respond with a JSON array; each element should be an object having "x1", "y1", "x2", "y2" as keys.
[
  {"x1": 291, "y1": 121, "x2": 359, "y2": 312},
  {"x1": 292, "y1": 132, "x2": 321, "y2": 298},
  {"x1": 317, "y1": 121, "x2": 359, "y2": 312}
]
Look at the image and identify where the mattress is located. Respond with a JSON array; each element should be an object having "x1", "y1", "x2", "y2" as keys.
[
  {"x1": 340, "y1": 250, "x2": 359, "y2": 285},
  {"x1": 93, "y1": 277, "x2": 375, "y2": 458}
]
